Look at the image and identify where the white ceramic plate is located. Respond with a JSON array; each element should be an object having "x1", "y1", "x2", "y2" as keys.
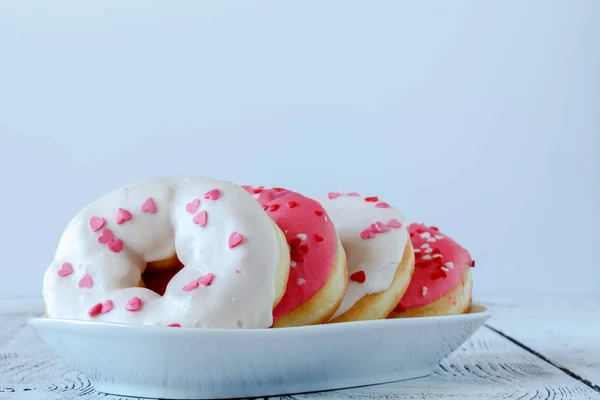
[{"x1": 28, "y1": 304, "x2": 491, "y2": 399}]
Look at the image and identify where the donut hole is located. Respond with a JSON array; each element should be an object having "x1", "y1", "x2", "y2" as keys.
[{"x1": 141, "y1": 254, "x2": 184, "y2": 296}]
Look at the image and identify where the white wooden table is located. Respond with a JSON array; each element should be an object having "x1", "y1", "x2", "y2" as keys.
[{"x1": 1, "y1": 295, "x2": 598, "y2": 400}]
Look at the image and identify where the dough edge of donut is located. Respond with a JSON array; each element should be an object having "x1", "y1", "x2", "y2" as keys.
[
  {"x1": 388, "y1": 266, "x2": 473, "y2": 318},
  {"x1": 272, "y1": 235, "x2": 348, "y2": 328}
]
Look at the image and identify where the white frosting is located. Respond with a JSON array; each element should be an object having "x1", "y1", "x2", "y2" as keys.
[
  {"x1": 43, "y1": 176, "x2": 287, "y2": 329},
  {"x1": 317, "y1": 195, "x2": 409, "y2": 319}
]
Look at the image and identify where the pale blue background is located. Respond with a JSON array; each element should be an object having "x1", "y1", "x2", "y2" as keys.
[{"x1": 1, "y1": 1, "x2": 598, "y2": 297}]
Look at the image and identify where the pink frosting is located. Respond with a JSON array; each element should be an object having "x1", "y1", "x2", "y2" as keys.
[
  {"x1": 393, "y1": 223, "x2": 473, "y2": 312},
  {"x1": 243, "y1": 186, "x2": 337, "y2": 322}
]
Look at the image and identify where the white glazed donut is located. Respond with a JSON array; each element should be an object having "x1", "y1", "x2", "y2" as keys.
[
  {"x1": 43, "y1": 176, "x2": 290, "y2": 329},
  {"x1": 317, "y1": 192, "x2": 414, "y2": 322}
]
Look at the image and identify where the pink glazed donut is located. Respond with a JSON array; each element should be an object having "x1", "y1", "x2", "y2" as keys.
[
  {"x1": 243, "y1": 186, "x2": 348, "y2": 327},
  {"x1": 388, "y1": 223, "x2": 474, "y2": 318}
]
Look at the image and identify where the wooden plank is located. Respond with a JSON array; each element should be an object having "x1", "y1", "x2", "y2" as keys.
[
  {"x1": 484, "y1": 294, "x2": 600, "y2": 391},
  {"x1": 0, "y1": 300, "x2": 139, "y2": 400},
  {"x1": 275, "y1": 327, "x2": 600, "y2": 400},
  {"x1": 1, "y1": 299, "x2": 599, "y2": 399}
]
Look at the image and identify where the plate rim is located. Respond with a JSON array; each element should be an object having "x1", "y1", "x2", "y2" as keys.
[{"x1": 28, "y1": 302, "x2": 491, "y2": 335}]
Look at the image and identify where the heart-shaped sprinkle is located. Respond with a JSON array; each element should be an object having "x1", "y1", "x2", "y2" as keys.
[
  {"x1": 78, "y1": 274, "x2": 93, "y2": 289},
  {"x1": 297, "y1": 244, "x2": 309, "y2": 254},
  {"x1": 314, "y1": 210, "x2": 324, "y2": 217},
  {"x1": 182, "y1": 270, "x2": 214, "y2": 292},
  {"x1": 291, "y1": 253, "x2": 304, "y2": 263},
  {"x1": 197, "y1": 273, "x2": 215, "y2": 286},
  {"x1": 97, "y1": 228, "x2": 114, "y2": 244},
  {"x1": 262, "y1": 204, "x2": 269, "y2": 210},
  {"x1": 193, "y1": 210, "x2": 208, "y2": 227},
  {"x1": 89, "y1": 217, "x2": 105, "y2": 232},
  {"x1": 287, "y1": 201, "x2": 298, "y2": 208},
  {"x1": 360, "y1": 229, "x2": 375, "y2": 239},
  {"x1": 252, "y1": 188, "x2": 263, "y2": 194},
  {"x1": 350, "y1": 270, "x2": 366, "y2": 283},
  {"x1": 185, "y1": 199, "x2": 200, "y2": 214},
  {"x1": 166, "y1": 323, "x2": 181, "y2": 327},
  {"x1": 88, "y1": 303, "x2": 103, "y2": 317},
  {"x1": 115, "y1": 208, "x2": 132, "y2": 225},
  {"x1": 288, "y1": 238, "x2": 301, "y2": 247},
  {"x1": 269, "y1": 204, "x2": 279, "y2": 212},
  {"x1": 141, "y1": 198, "x2": 157, "y2": 213},
  {"x1": 370, "y1": 222, "x2": 389, "y2": 233},
  {"x1": 431, "y1": 270, "x2": 447, "y2": 280},
  {"x1": 125, "y1": 296, "x2": 142, "y2": 311},
  {"x1": 57, "y1": 263, "x2": 73, "y2": 277},
  {"x1": 314, "y1": 234, "x2": 324, "y2": 243},
  {"x1": 100, "y1": 300, "x2": 114, "y2": 314},
  {"x1": 328, "y1": 192, "x2": 341, "y2": 199},
  {"x1": 228, "y1": 232, "x2": 243, "y2": 248},
  {"x1": 107, "y1": 239, "x2": 123, "y2": 253},
  {"x1": 388, "y1": 219, "x2": 403, "y2": 228},
  {"x1": 273, "y1": 187, "x2": 285, "y2": 193},
  {"x1": 375, "y1": 202, "x2": 389, "y2": 208},
  {"x1": 182, "y1": 280, "x2": 199, "y2": 292},
  {"x1": 204, "y1": 189, "x2": 220, "y2": 200},
  {"x1": 394, "y1": 303, "x2": 407, "y2": 313},
  {"x1": 364, "y1": 196, "x2": 378, "y2": 202},
  {"x1": 347, "y1": 192, "x2": 361, "y2": 197}
]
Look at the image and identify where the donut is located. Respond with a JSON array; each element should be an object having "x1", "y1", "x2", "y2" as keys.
[
  {"x1": 316, "y1": 192, "x2": 415, "y2": 323},
  {"x1": 243, "y1": 186, "x2": 348, "y2": 327},
  {"x1": 43, "y1": 176, "x2": 290, "y2": 329},
  {"x1": 388, "y1": 223, "x2": 474, "y2": 318}
]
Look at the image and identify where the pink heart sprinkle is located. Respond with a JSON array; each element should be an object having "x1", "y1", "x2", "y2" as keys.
[
  {"x1": 204, "y1": 188, "x2": 221, "y2": 200},
  {"x1": 228, "y1": 232, "x2": 244, "y2": 248},
  {"x1": 97, "y1": 228, "x2": 114, "y2": 244},
  {"x1": 193, "y1": 210, "x2": 208, "y2": 227},
  {"x1": 115, "y1": 208, "x2": 132, "y2": 224},
  {"x1": 57, "y1": 262, "x2": 73, "y2": 277},
  {"x1": 370, "y1": 222, "x2": 389, "y2": 233},
  {"x1": 125, "y1": 296, "x2": 142, "y2": 312},
  {"x1": 375, "y1": 202, "x2": 389, "y2": 208},
  {"x1": 388, "y1": 219, "x2": 403, "y2": 228},
  {"x1": 107, "y1": 239, "x2": 123, "y2": 253},
  {"x1": 347, "y1": 192, "x2": 361, "y2": 197},
  {"x1": 360, "y1": 229, "x2": 376, "y2": 240},
  {"x1": 141, "y1": 198, "x2": 157, "y2": 213},
  {"x1": 166, "y1": 323, "x2": 181, "y2": 327},
  {"x1": 185, "y1": 199, "x2": 200, "y2": 214},
  {"x1": 182, "y1": 280, "x2": 200, "y2": 292},
  {"x1": 78, "y1": 274, "x2": 93, "y2": 289},
  {"x1": 100, "y1": 300, "x2": 114, "y2": 314},
  {"x1": 89, "y1": 217, "x2": 105, "y2": 232},
  {"x1": 88, "y1": 303, "x2": 103, "y2": 317},
  {"x1": 328, "y1": 192, "x2": 341, "y2": 199},
  {"x1": 197, "y1": 273, "x2": 215, "y2": 286}
]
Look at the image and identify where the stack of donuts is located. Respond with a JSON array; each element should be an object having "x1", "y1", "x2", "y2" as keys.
[{"x1": 43, "y1": 176, "x2": 475, "y2": 329}]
